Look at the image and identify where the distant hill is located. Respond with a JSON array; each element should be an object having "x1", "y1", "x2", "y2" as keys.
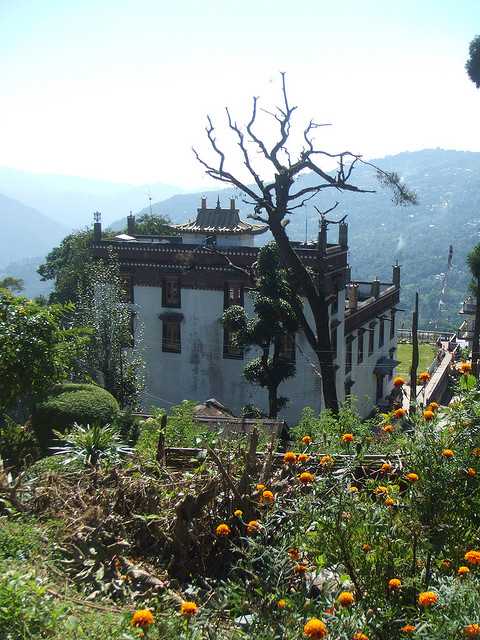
[
  {"x1": 0, "y1": 194, "x2": 66, "y2": 268},
  {"x1": 112, "y1": 149, "x2": 480, "y2": 330},
  {"x1": 0, "y1": 166, "x2": 184, "y2": 229},
  {"x1": 0, "y1": 256, "x2": 53, "y2": 299}
]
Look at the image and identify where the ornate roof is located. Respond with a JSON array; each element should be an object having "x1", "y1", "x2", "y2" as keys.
[{"x1": 172, "y1": 197, "x2": 268, "y2": 235}]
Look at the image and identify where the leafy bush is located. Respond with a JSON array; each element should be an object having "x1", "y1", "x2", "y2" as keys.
[
  {"x1": 52, "y1": 423, "x2": 132, "y2": 467},
  {"x1": 32, "y1": 383, "x2": 119, "y2": 451},
  {"x1": 0, "y1": 416, "x2": 40, "y2": 470}
]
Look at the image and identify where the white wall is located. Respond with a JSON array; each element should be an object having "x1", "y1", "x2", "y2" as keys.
[
  {"x1": 180, "y1": 234, "x2": 255, "y2": 247},
  {"x1": 135, "y1": 284, "x2": 390, "y2": 423}
]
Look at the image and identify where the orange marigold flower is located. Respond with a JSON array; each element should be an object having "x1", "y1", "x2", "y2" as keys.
[
  {"x1": 388, "y1": 578, "x2": 401, "y2": 590},
  {"x1": 418, "y1": 591, "x2": 438, "y2": 606},
  {"x1": 380, "y1": 462, "x2": 393, "y2": 473},
  {"x1": 320, "y1": 454, "x2": 334, "y2": 466},
  {"x1": 419, "y1": 371, "x2": 431, "y2": 383},
  {"x1": 341, "y1": 433, "x2": 354, "y2": 443},
  {"x1": 337, "y1": 591, "x2": 355, "y2": 607},
  {"x1": 442, "y1": 448, "x2": 454, "y2": 458},
  {"x1": 256, "y1": 483, "x2": 266, "y2": 491},
  {"x1": 261, "y1": 490, "x2": 275, "y2": 504},
  {"x1": 294, "y1": 562, "x2": 308, "y2": 574},
  {"x1": 382, "y1": 424, "x2": 394, "y2": 434},
  {"x1": 288, "y1": 547, "x2": 300, "y2": 560},
  {"x1": 385, "y1": 497, "x2": 396, "y2": 507},
  {"x1": 467, "y1": 468, "x2": 477, "y2": 477},
  {"x1": 441, "y1": 559, "x2": 452, "y2": 570},
  {"x1": 428, "y1": 401, "x2": 439, "y2": 411},
  {"x1": 460, "y1": 361, "x2": 473, "y2": 374},
  {"x1": 298, "y1": 453, "x2": 310, "y2": 463},
  {"x1": 180, "y1": 601, "x2": 198, "y2": 617},
  {"x1": 353, "y1": 633, "x2": 369, "y2": 640},
  {"x1": 465, "y1": 550, "x2": 480, "y2": 565},
  {"x1": 374, "y1": 485, "x2": 389, "y2": 496},
  {"x1": 234, "y1": 509, "x2": 243, "y2": 517},
  {"x1": 458, "y1": 566, "x2": 470, "y2": 576},
  {"x1": 304, "y1": 618, "x2": 328, "y2": 639},
  {"x1": 247, "y1": 520, "x2": 260, "y2": 535},
  {"x1": 464, "y1": 624, "x2": 480, "y2": 637},
  {"x1": 299, "y1": 471, "x2": 315, "y2": 485},
  {"x1": 302, "y1": 435, "x2": 312, "y2": 445},
  {"x1": 473, "y1": 448, "x2": 480, "y2": 457},
  {"x1": 277, "y1": 598, "x2": 287, "y2": 609},
  {"x1": 405, "y1": 472, "x2": 419, "y2": 483},
  {"x1": 400, "y1": 625, "x2": 416, "y2": 634},
  {"x1": 362, "y1": 543, "x2": 371, "y2": 553},
  {"x1": 131, "y1": 609, "x2": 154, "y2": 627},
  {"x1": 215, "y1": 523, "x2": 231, "y2": 537},
  {"x1": 394, "y1": 408, "x2": 407, "y2": 419},
  {"x1": 393, "y1": 376, "x2": 406, "y2": 387},
  {"x1": 284, "y1": 451, "x2": 297, "y2": 464},
  {"x1": 423, "y1": 410, "x2": 435, "y2": 421}
]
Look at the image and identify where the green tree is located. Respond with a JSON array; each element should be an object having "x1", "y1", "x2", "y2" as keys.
[
  {"x1": 77, "y1": 251, "x2": 144, "y2": 407},
  {"x1": 467, "y1": 244, "x2": 480, "y2": 377},
  {"x1": 195, "y1": 74, "x2": 415, "y2": 412},
  {"x1": 37, "y1": 229, "x2": 93, "y2": 304},
  {"x1": 0, "y1": 277, "x2": 24, "y2": 293},
  {"x1": 466, "y1": 35, "x2": 480, "y2": 88},
  {"x1": 222, "y1": 243, "x2": 300, "y2": 417},
  {"x1": 133, "y1": 212, "x2": 174, "y2": 235},
  {"x1": 0, "y1": 291, "x2": 88, "y2": 413}
]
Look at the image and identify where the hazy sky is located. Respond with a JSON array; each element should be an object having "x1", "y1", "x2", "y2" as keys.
[{"x1": 1, "y1": 0, "x2": 480, "y2": 189}]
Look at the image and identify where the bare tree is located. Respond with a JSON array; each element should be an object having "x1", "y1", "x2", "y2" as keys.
[{"x1": 193, "y1": 73, "x2": 416, "y2": 412}]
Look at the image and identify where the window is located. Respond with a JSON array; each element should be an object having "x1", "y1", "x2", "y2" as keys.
[
  {"x1": 224, "y1": 283, "x2": 244, "y2": 308},
  {"x1": 162, "y1": 278, "x2": 181, "y2": 308},
  {"x1": 278, "y1": 333, "x2": 296, "y2": 363},
  {"x1": 368, "y1": 322, "x2": 375, "y2": 355},
  {"x1": 223, "y1": 328, "x2": 243, "y2": 359},
  {"x1": 345, "y1": 335, "x2": 354, "y2": 374},
  {"x1": 162, "y1": 319, "x2": 181, "y2": 353},
  {"x1": 357, "y1": 328, "x2": 365, "y2": 364},
  {"x1": 390, "y1": 310, "x2": 396, "y2": 339},
  {"x1": 379, "y1": 317, "x2": 385, "y2": 348},
  {"x1": 331, "y1": 325, "x2": 338, "y2": 358}
]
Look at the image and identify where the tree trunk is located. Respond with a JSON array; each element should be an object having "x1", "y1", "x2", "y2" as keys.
[
  {"x1": 268, "y1": 385, "x2": 278, "y2": 418},
  {"x1": 473, "y1": 278, "x2": 480, "y2": 378},
  {"x1": 269, "y1": 218, "x2": 339, "y2": 412}
]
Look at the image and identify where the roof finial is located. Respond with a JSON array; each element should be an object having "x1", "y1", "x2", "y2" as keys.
[{"x1": 216, "y1": 195, "x2": 221, "y2": 209}]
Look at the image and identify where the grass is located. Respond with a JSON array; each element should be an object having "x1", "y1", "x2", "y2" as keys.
[{"x1": 396, "y1": 342, "x2": 437, "y2": 378}]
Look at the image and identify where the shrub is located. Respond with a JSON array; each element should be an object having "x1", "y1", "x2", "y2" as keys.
[
  {"x1": 52, "y1": 423, "x2": 132, "y2": 467},
  {"x1": 31, "y1": 383, "x2": 119, "y2": 451},
  {"x1": 0, "y1": 416, "x2": 40, "y2": 470}
]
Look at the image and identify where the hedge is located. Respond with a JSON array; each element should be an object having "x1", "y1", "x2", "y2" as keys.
[{"x1": 32, "y1": 383, "x2": 119, "y2": 451}]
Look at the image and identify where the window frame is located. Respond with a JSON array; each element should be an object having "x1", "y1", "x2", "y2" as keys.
[
  {"x1": 162, "y1": 277, "x2": 181, "y2": 309},
  {"x1": 162, "y1": 318, "x2": 181, "y2": 353}
]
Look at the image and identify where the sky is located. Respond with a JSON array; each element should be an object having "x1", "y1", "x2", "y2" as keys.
[{"x1": 1, "y1": 0, "x2": 480, "y2": 189}]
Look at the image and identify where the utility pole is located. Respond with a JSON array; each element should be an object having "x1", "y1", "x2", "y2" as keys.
[{"x1": 410, "y1": 292, "x2": 419, "y2": 413}]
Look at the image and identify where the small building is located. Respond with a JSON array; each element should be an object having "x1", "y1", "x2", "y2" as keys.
[
  {"x1": 91, "y1": 197, "x2": 400, "y2": 422},
  {"x1": 458, "y1": 296, "x2": 476, "y2": 348}
]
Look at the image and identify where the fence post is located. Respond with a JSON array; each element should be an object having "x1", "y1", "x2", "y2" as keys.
[{"x1": 410, "y1": 292, "x2": 419, "y2": 414}]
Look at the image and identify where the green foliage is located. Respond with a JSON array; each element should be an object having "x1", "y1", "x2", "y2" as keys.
[
  {"x1": 222, "y1": 243, "x2": 301, "y2": 417},
  {"x1": 37, "y1": 229, "x2": 94, "y2": 304},
  {"x1": 52, "y1": 422, "x2": 132, "y2": 467},
  {"x1": 133, "y1": 213, "x2": 174, "y2": 235},
  {"x1": 31, "y1": 383, "x2": 119, "y2": 451},
  {"x1": 466, "y1": 35, "x2": 480, "y2": 88},
  {"x1": 0, "y1": 276, "x2": 24, "y2": 293},
  {"x1": 0, "y1": 416, "x2": 40, "y2": 470},
  {"x1": 76, "y1": 250, "x2": 145, "y2": 406},
  {"x1": 0, "y1": 291, "x2": 89, "y2": 412},
  {"x1": 0, "y1": 519, "x2": 45, "y2": 561}
]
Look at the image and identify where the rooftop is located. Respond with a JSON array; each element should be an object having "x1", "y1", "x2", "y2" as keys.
[{"x1": 171, "y1": 196, "x2": 268, "y2": 236}]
